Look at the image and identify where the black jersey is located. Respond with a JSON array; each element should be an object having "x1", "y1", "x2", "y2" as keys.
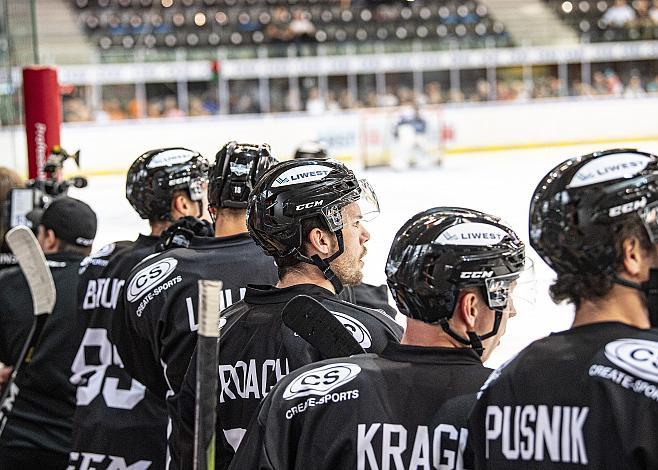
[
  {"x1": 469, "y1": 322, "x2": 658, "y2": 470},
  {"x1": 116, "y1": 233, "x2": 278, "y2": 468},
  {"x1": 227, "y1": 341, "x2": 491, "y2": 470},
  {"x1": 176, "y1": 283, "x2": 404, "y2": 470},
  {"x1": 0, "y1": 253, "x2": 86, "y2": 459},
  {"x1": 69, "y1": 235, "x2": 169, "y2": 470}
]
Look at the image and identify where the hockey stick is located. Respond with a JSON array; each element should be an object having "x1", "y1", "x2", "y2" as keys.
[
  {"x1": 0, "y1": 226, "x2": 56, "y2": 436},
  {"x1": 194, "y1": 280, "x2": 222, "y2": 470},
  {"x1": 282, "y1": 294, "x2": 365, "y2": 359}
]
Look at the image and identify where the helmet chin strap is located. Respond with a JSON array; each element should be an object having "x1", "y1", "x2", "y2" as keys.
[
  {"x1": 293, "y1": 230, "x2": 345, "y2": 295},
  {"x1": 437, "y1": 310, "x2": 503, "y2": 357},
  {"x1": 614, "y1": 270, "x2": 658, "y2": 327}
]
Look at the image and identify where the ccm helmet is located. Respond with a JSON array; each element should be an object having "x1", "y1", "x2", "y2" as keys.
[
  {"x1": 208, "y1": 141, "x2": 277, "y2": 210},
  {"x1": 247, "y1": 158, "x2": 379, "y2": 292},
  {"x1": 530, "y1": 148, "x2": 658, "y2": 276},
  {"x1": 386, "y1": 207, "x2": 525, "y2": 355},
  {"x1": 126, "y1": 148, "x2": 209, "y2": 221}
]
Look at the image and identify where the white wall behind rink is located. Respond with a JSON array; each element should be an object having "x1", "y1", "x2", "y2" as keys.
[{"x1": 2, "y1": 95, "x2": 658, "y2": 175}]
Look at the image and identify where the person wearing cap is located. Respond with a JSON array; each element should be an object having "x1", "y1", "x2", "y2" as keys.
[{"x1": 0, "y1": 196, "x2": 97, "y2": 470}]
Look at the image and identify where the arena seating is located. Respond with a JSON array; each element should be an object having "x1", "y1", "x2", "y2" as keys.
[
  {"x1": 70, "y1": 0, "x2": 512, "y2": 53},
  {"x1": 545, "y1": 0, "x2": 658, "y2": 42}
]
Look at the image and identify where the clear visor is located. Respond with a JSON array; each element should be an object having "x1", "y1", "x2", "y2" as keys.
[
  {"x1": 640, "y1": 200, "x2": 658, "y2": 243},
  {"x1": 321, "y1": 179, "x2": 380, "y2": 231},
  {"x1": 484, "y1": 259, "x2": 536, "y2": 315}
]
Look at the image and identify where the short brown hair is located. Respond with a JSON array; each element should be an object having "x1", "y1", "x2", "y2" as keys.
[{"x1": 550, "y1": 219, "x2": 654, "y2": 308}]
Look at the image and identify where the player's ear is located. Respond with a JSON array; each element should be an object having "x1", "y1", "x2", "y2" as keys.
[
  {"x1": 307, "y1": 227, "x2": 333, "y2": 257},
  {"x1": 455, "y1": 290, "x2": 478, "y2": 330},
  {"x1": 621, "y1": 235, "x2": 644, "y2": 278},
  {"x1": 171, "y1": 192, "x2": 193, "y2": 218}
]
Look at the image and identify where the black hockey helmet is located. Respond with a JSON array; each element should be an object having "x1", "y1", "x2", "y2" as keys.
[
  {"x1": 294, "y1": 141, "x2": 329, "y2": 160},
  {"x1": 530, "y1": 148, "x2": 658, "y2": 276},
  {"x1": 386, "y1": 207, "x2": 526, "y2": 354},
  {"x1": 208, "y1": 141, "x2": 278, "y2": 210},
  {"x1": 126, "y1": 147, "x2": 209, "y2": 221},
  {"x1": 247, "y1": 158, "x2": 379, "y2": 292}
]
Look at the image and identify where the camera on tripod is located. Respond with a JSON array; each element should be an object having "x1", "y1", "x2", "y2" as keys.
[{"x1": 5, "y1": 145, "x2": 88, "y2": 231}]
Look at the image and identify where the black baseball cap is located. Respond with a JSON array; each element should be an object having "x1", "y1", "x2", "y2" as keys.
[{"x1": 40, "y1": 196, "x2": 97, "y2": 247}]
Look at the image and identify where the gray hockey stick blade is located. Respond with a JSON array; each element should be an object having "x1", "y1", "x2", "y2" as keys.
[
  {"x1": 5, "y1": 226, "x2": 56, "y2": 315},
  {"x1": 282, "y1": 294, "x2": 366, "y2": 359}
]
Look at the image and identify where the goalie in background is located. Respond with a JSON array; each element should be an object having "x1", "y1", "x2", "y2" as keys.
[
  {"x1": 392, "y1": 105, "x2": 442, "y2": 170},
  {"x1": 0, "y1": 197, "x2": 97, "y2": 470}
]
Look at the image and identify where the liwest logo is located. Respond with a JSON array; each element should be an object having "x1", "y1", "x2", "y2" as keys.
[
  {"x1": 271, "y1": 165, "x2": 332, "y2": 188},
  {"x1": 146, "y1": 149, "x2": 195, "y2": 168},
  {"x1": 283, "y1": 363, "x2": 361, "y2": 400},
  {"x1": 438, "y1": 223, "x2": 509, "y2": 246},
  {"x1": 608, "y1": 198, "x2": 647, "y2": 217},
  {"x1": 79, "y1": 243, "x2": 116, "y2": 273},
  {"x1": 604, "y1": 338, "x2": 658, "y2": 382},
  {"x1": 332, "y1": 312, "x2": 372, "y2": 349},
  {"x1": 567, "y1": 153, "x2": 651, "y2": 189},
  {"x1": 126, "y1": 257, "x2": 178, "y2": 302}
]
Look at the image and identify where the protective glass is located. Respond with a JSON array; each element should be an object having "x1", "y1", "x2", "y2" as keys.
[
  {"x1": 322, "y1": 179, "x2": 380, "y2": 231},
  {"x1": 485, "y1": 259, "x2": 536, "y2": 314}
]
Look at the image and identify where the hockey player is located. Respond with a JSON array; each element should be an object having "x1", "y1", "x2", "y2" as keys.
[
  {"x1": 69, "y1": 147, "x2": 209, "y2": 469},
  {"x1": 117, "y1": 142, "x2": 279, "y2": 468},
  {"x1": 0, "y1": 197, "x2": 97, "y2": 469},
  {"x1": 176, "y1": 158, "x2": 404, "y2": 469},
  {"x1": 227, "y1": 206, "x2": 527, "y2": 469},
  {"x1": 469, "y1": 148, "x2": 658, "y2": 469}
]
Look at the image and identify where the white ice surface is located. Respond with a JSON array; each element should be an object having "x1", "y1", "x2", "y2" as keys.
[{"x1": 68, "y1": 140, "x2": 658, "y2": 369}]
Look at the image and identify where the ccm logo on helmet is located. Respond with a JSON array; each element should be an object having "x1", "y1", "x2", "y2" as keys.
[
  {"x1": 608, "y1": 198, "x2": 647, "y2": 217},
  {"x1": 295, "y1": 200, "x2": 324, "y2": 211},
  {"x1": 283, "y1": 363, "x2": 361, "y2": 400},
  {"x1": 460, "y1": 271, "x2": 494, "y2": 279},
  {"x1": 126, "y1": 257, "x2": 178, "y2": 302}
]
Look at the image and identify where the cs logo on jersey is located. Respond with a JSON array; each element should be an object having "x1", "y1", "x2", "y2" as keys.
[
  {"x1": 604, "y1": 338, "x2": 658, "y2": 383},
  {"x1": 331, "y1": 312, "x2": 372, "y2": 349},
  {"x1": 126, "y1": 257, "x2": 178, "y2": 302},
  {"x1": 283, "y1": 363, "x2": 361, "y2": 400}
]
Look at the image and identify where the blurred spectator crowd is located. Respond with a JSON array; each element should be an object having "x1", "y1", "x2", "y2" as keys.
[
  {"x1": 61, "y1": 67, "x2": 658, "y2": 122},
  {"x1": 72, "y1": 0, "x2": 510, "y2": 52},
  {"x1": 549, "y1": 0, "x2": 658, "y2": 41}
]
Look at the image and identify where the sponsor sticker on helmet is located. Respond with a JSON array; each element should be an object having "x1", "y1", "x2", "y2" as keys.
[
  {"x1": 437, "y1": 222, "x2": 509, "y2": 246},
  {"x1": 147, "y1": 149, "x2": 195, "y2": 169},
  {"x1": 282, "y1": 363, "x2": 361, "y2": 400},
  {"x1": 331, "y1": 312, "x2": 372, "y2": 349},
  {"x1": 271, "y1": 165, "x2": 333, "y2": 188},
  {"x1": 604, "y1": 338, "x2": 658, "y2": 383},
  {"x1": 567, "y1": 153, "x2": 652, "y2": 189},
  {"x1": 126, "y1": 257, "x2": 178, "y2": 302},
  {"x1": 230, "y1": 161, "x2": 252, "y2": 176}
]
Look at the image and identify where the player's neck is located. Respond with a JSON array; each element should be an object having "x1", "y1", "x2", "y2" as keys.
[
  {"x1": 214, "y1": 211, "x2": 248, "y2": 238},
  {"x1": 276, "y1": 265, "x2": 336, "y2": 294},
  {"x1": 149, "y1": 220, "x2": 169, "y2": 237},
  {"x1": 401, "y1": 318, "x2": 465, "y2": 350},
  {"x1": 572, "y1": 283, "x2": 651, "y2": 329}
]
